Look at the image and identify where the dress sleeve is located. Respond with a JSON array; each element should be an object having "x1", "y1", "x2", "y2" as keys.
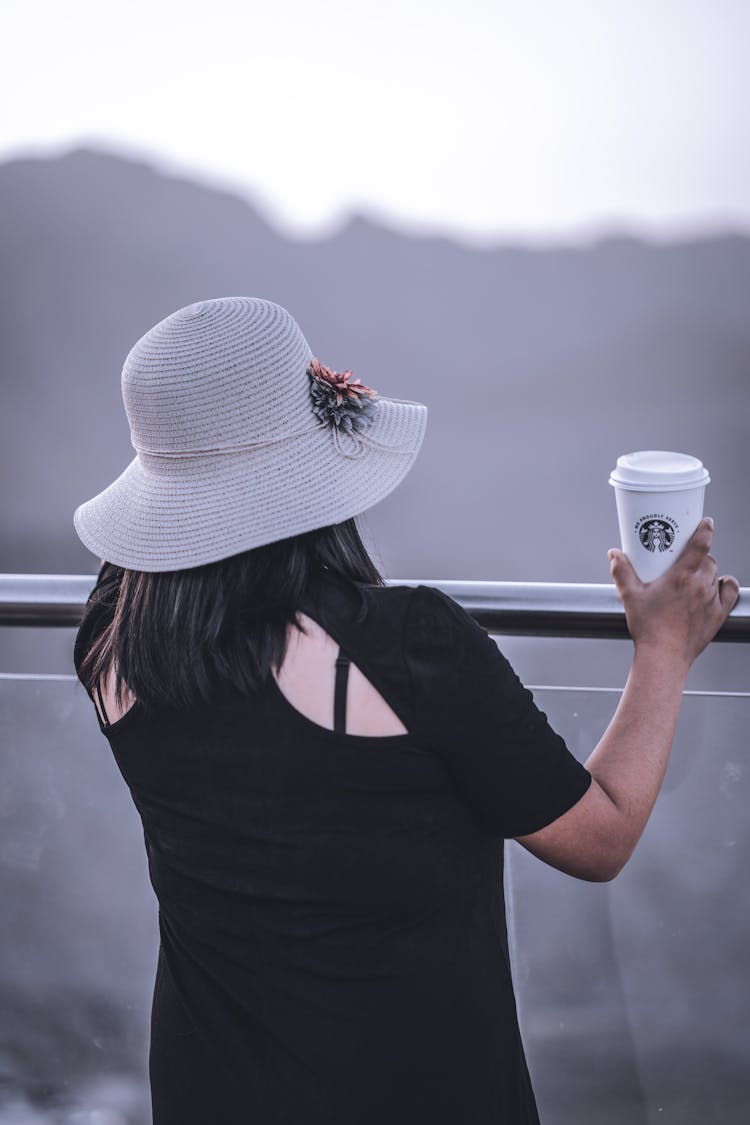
[{"x1": 404, "y1": 584, "x2": 592, "y2": 839}]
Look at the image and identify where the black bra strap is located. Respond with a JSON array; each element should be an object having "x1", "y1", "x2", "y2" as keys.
[
  {"x1": 94, "y1": 679, "x2": 110, "y2": 726},
  {"x1": 334, "y1": 649, "x2": 351, "y2": 733}
]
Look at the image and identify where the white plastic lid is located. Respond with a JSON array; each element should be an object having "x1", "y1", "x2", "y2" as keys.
[{"x1": 609, "y1": 450, "x2": 710, "y2": 492}]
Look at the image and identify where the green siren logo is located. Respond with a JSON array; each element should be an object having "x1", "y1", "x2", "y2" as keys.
[{"x1": 635, "y1": 514, "x2": 677, "y2": 553}]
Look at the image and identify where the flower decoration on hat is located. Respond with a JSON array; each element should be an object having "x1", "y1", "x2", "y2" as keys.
[{"x1": 308, "y1": 358, "x2": 378, "y2": 435}]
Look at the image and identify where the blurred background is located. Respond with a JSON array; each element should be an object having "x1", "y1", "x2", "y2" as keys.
[
  {"x1": 2, "y1": 0, "x2": 749, "y2": 689},
  {"x1": 1, "y1": 1, "x2": 749, "y2": 1122}
]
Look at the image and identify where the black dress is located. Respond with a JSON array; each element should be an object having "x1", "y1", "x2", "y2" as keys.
[{"x1": 74, "y1": 571, "x2": 591, "y2": 1124}]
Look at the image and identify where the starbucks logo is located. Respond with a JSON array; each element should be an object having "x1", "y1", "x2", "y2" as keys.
[{"x1": 638, "y1": 518, "x2": 675, "y2": 553}]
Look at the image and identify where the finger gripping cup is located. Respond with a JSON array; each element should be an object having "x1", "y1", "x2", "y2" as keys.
[{"x1": 609, "y1": 451, "x2": 710, "y2": 582}]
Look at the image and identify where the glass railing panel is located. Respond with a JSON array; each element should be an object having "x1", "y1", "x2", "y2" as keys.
[
  {"x1": 508, "y1": 687, "x2": 750, "y2": 1125},
  {"x1": 0, "y1": 674, "x2": 155, "y2": 1125},
  {"x1": 1, "y1": 675, "x2": 748, "y2": 1123}
]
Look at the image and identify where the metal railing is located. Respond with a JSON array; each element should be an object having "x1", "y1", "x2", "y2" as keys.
[{"x1": 1, "y1": 574, "x2": 747, "y2": 641}]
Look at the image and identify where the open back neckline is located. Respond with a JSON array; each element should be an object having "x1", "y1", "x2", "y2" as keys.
[
  {"x1": 266, "y1": 671, "x2": 413, "y2": 744},
  {"x1": 91, "y1": 575, "x2": 414, "y2": 742},
  {"x1": 93, "y1": 675, "x2": 414, "y2": 745}
]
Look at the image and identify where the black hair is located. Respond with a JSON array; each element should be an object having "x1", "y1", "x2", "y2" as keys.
[{"x1": 75, "y1": 518, "x2": 383, "y2": 715}]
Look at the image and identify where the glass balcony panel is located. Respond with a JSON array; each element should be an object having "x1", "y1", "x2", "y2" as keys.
[
  {"x1": 508, "y1": 688, "x2": 750, "y2": 1125},
  {"x1": 1, "y1": 674, "x2": 155, "y2": 1125},
  {"x1": 1, "y1": 675, "x2": 748, "y2": 1124}
]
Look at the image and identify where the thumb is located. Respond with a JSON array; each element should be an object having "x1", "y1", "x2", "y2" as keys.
[
  {"x1": 718, "y1": 575, "x2": 740, "y2": 614},
  {"x1": 608, "y1": 548, "x2": 642, "y2": 599}
]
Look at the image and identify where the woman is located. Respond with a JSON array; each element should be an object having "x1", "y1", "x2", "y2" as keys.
[{"x1": 73, "y1": 297, "x2": 738, "y2": 1124}]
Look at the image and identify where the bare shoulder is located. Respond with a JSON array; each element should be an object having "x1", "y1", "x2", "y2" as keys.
[{"x1": 96, "y1": 667, "x2": 137, "y2": 725}]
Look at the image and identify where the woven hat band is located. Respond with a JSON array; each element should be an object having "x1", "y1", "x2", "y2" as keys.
[
  {"x1": 133, "y1": 419, "x2": 326, "y2": 460},
  {"x1": 133, "y1": 415, "x2": 413, "y2": 466}
]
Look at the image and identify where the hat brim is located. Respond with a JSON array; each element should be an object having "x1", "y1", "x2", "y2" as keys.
[{"x1": 73, "y1": 396, "x2": 427, "y2": 572}]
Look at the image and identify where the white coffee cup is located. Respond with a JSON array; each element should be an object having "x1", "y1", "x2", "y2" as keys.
[{"x1": 609, "y1": 451, "x2": 710, "y2": 582}]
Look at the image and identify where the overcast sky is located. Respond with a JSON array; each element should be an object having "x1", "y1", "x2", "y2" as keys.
[{"x1": 4, "y1": 0, "x2": 750, "y2": 243}]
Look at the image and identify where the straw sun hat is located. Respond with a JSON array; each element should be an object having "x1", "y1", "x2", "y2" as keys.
[{"x1": 73, "y1": 297, "x2": 428, "y2": 572}]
